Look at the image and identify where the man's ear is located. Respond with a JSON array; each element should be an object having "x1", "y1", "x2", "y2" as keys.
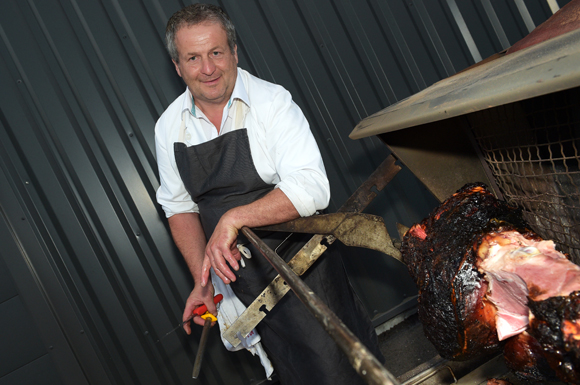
[{"x1": 172, "y1": 60, "x2": 182, "y2": 78}]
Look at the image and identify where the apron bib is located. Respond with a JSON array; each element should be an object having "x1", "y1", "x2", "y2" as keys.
[{"x1": 173, "y1": 107, "x2": 381, "y2": 385}]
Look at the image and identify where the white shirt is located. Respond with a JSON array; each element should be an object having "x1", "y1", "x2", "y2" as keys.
[{"x1": 155, "y1": 68, "x2": 330, "y2": 218}]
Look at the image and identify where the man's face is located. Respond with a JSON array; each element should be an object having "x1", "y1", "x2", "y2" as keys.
[{"x1": 172, "y1": 22, "x2": 238, "y2": 110}]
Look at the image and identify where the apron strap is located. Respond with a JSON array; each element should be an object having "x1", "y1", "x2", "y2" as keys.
[
  {"x1": 234, "y1": 98, "x2": 249, "y2": 129},
  {"x1": 178, "y1": 109, "x2": 187, "y2": 143}
]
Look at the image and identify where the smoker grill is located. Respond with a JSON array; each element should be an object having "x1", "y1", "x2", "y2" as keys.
[
  {"x1": 351, "y1": 25, "x2": 580, "y2": 265},
  {"x1": 350, "y1": 7, "x2": 580, "y2": 385}
]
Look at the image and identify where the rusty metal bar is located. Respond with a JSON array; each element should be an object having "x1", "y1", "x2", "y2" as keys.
[{"x1": 241, "y1": 226, "x2": 401, "y2": 385}]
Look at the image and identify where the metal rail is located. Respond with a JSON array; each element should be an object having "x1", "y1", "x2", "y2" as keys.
[{"x1": 241, "y1": 226, "x2": 401, "y2": 385}]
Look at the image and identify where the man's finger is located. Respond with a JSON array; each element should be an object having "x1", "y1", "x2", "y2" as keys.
[
  {"x1": 222, "y1": 251, "x2": 240, "y2": 272},
  {"x1": 208, "y1": 242, "x2": 239, "y2": 270},
  {"x1": 192, "y1": 315, "x2": 206, "y2": 327},
  {"x1": 229, "y1": 243, "x2": 242, "y2": 261},
  {"x1": 182, "y1": 308, "x2": 194, "y2": 335},
  {"x1": 208, "y1": 250, "x2": 237, "y2": 283},
  {"x1": 217, "y1": 260, "x2": 236, "y2": 283},
  {"x1": 200, "y1": 257, "x2": 212, "y2": 287},
  {"x1": 213, "y1": 263, "x2": 233, "y2": 284}
]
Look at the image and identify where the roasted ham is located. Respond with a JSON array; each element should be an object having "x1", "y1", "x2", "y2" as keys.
[{"x1": 401, "y1": 183, "x2": 580, "y2": 382}]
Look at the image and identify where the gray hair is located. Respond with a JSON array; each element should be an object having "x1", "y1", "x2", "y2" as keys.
[{"x1": 166, "y1": 3, "x2": 237, "y2": 63}]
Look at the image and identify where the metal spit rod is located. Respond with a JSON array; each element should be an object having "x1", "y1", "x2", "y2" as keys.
[{"x1": 241, "y1": 226, "x2": 401, "y2": 385}]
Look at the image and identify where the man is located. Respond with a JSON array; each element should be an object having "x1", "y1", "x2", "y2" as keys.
[{"x1": 155, "y1": 4, "x2": 383, "y2": 384}]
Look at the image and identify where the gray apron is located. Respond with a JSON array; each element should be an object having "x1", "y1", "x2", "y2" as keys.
[{"x1": 174, "y1": 113, "x2": 382, "y2": 384}]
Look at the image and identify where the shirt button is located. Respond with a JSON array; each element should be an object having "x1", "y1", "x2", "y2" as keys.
[{"x1": 185, "y1": 133, "x2": 191, "y2": 141}]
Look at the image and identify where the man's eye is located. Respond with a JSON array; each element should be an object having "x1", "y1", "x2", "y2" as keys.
[
  {"x1": 212, "y1": 51, "x2": 221, "y2": 56},
  {"x1": 189, "y1": 56, "x2": 197, "y2": 61}
]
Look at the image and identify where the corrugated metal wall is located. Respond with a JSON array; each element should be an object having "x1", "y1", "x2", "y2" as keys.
[{"x1": 0, "y1": 0, "x2": 567, "y2": 384}]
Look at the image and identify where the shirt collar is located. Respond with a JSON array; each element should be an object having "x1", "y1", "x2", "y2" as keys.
[{"x1": 180, "y1": 68, "x2": 250, "y2": 118}]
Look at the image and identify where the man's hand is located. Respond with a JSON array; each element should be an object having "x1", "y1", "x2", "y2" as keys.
[
  {"x1": 182, "y1": 284, "x2": 216, "y2": 334},
  {"x1": 201, "y1": 214, "x2": 242, "y2": 286},
  {"x1": 200, "y1": 189, "x2": 301, "y2": 286}
]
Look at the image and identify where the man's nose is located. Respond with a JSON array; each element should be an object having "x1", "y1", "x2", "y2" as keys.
[{"x1": 201, "y1": 57, "x2": 216, "y2": 75}]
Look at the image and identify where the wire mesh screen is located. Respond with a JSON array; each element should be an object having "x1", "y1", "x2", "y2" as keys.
[{"x1": 468, "y1": 87, "x2": 580, "y2": 264}]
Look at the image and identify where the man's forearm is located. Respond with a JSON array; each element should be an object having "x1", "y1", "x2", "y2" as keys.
[
  {"x1": 224, "y1": 188, "x2": 300, "y2": 229},
  {"x1": 168, "y1": 212, "x2": 207, "y2": 283},
  {"x1": 168, "y1": 212, "x2": 216, "y2": 327}
]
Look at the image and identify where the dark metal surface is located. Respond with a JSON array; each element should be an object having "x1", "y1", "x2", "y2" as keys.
[
  {"x1": 0, "y1": 170, "x2": 98, "y2": 385},
  {"x1": 241, "y1": 226, "x2": 400, "y2": 385},
  {"x1": 337, "y1": 155, "x2": 402, "y2": 213}
]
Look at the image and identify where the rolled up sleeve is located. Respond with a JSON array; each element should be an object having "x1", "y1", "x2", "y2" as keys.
[{"x1": 267, "y1": 91, "x2": 330, "y2": 217}]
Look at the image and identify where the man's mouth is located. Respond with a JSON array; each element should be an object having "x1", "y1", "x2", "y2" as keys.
[{"x1": 203, "y1": 76, "x2": 221, "y2": 85}]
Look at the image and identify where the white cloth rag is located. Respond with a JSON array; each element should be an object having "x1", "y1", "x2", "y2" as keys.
[{"x1": 211, "y1": 245, "x2": 274, "y2": 378}]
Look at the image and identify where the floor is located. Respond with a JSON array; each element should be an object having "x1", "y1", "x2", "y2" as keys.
[
  {"x1": 378, "y1": 311, "x2": 509, "y2": 384},
  {"x1": 378, "y1": 312, "x2": 440, "y2": 378}
]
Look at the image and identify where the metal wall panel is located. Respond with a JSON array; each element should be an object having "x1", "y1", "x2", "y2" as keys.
[{"x1": 0, "y1": 0, "x2": 567, "y2": 384}]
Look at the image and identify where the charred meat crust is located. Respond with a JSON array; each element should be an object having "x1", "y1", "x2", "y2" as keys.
[
  {"x1": 528, "y1": 292, "x2": 580, "y2": 383},
  {"x1": 401, "y1": 183, "x2": 530, "y2": 359},
  {"x1": 503, "y1": 331, "x2": 558, "y2": 382}
]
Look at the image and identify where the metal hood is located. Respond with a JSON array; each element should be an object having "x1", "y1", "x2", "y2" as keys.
[{"x1": 349, "y1": 27, "x2": 580, "y2": 140}]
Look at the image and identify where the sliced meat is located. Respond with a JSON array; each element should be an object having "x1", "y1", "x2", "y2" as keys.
[
  {"x1": 478, "y1": 231, "x2": 580, "y2": 301},
  {"x1": 484, "y1": 271, "x2": 529, "y2": 341}
]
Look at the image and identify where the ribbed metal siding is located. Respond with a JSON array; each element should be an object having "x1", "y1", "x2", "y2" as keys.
[{"x1": 0, "y1": 0, "x2": 566, "y2": 384}]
